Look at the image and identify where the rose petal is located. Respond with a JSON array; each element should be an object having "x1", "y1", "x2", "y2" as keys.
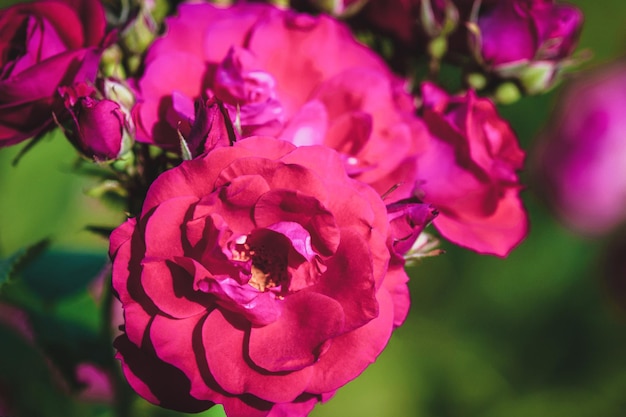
[
  {"x1": 266, "y1": 394, "x2": 319, "y2": 417},
  {"x1": 140, "y1": 260, "x2": 209, "y2": 319},
  {"x1": 433, "y1": 186, "x2": 528, "y2": 257},
  {"x1": 253, "y1": 189, "x2": 339, "y2": 257},
  {"x1": 306, "y1": 287, "x2": 394, "y2": 394},
  {"x1": 142, "y1": 195, "x2": 199, "y2": 259},
  {"x1": 114, "y1": 333, "x2": 215, "y2": 412},
  {"x1": 149, "y1": 313, "x2": 222, "y2": 401},
  {"x1": 175, "y1": 257, "x2": 282, "y2": 326},
  {"x1": 203, "y1": 308, "x2": 314, "y2": 403},
  {"x1": 315, "y1": 227, "x2": 378, "y2": 332},
  {"x1": 247, "y1": 292, "x2": 345, "y2": 372},
  {"x1": 279, "y1": 100, "x2": 328, "y2": 147}
]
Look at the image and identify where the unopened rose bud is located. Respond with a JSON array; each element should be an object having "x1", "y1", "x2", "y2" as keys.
[
  {"x1": 121, "y1": 6, "x2": 158, "y2": 61},
  {"x1": 100, "y1": 78, "x2": 136, "y2": 116},
  {"x1": 59, "y1": 84, "x2": 132, "y2": 161},
  {"x1": 185, "y1": 97, "x2": 234, "y2": 158},
  {"x1": 308, "y1": 0, "x2": 369, "y2": 17},
  {"x1": 494, "y1": 81, "x2": 521, "y2": 105},
  {"x1": 100, "y1": 44, "x2": 126, "y2": 79},
  {"x1": 420, "y1": 0, "x2": 458, "y2": 38},
  {"x1": 73, "y1": 98, "x2": 132, "y2": 161},
  {"x1": 469, "y1": 0, "x2": 583, "y2": 93},
  {"x1": 387, "y1": 198, "x2": 438, "y2": 258}
]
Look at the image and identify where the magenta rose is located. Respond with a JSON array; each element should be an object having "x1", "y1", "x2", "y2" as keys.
[
  {"x1": 469, "y1": 0, "x2": 583, "y2": 92},
  {"x1": 533, "y1": 62, "x2": 626, "y2": 234},
  {"x1": 59, "y1": 83, "x2": 132, "y2": 161},
  {"x1": 415, "y1": 82, "x2": 527, "y2": 256},
  {"x1": 132, "y1": 2, "x2": 423, "y2": 198},
  {"x1": 110, "y1": 137, "x2": 409, "y2": 416},
  {"x1": 0, "y1": 0, "x2": 106, "y2": 146}
]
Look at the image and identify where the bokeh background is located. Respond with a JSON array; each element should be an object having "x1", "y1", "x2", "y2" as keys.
[{"x1": 1, "y1": 0, "x2": 626, "y2": 416}]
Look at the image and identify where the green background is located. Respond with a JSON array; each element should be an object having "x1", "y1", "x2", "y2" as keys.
[{"x1": 1, "y1": 0, "x2": 626, "y2": 416}]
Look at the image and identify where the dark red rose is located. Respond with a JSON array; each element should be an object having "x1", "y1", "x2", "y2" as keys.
[
  {"x1": 0, "y1": 0, "x2": 106, "y2": 146},
  {"x1": 110, "y1": 137, "x2": 410, "y2": 416}
]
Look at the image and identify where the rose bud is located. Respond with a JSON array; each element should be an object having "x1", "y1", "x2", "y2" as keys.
[
  {"x1": 468, "y1": 0, "x2": 583, "y2": 93},
  {"x1": 533, "y1": 62, "x2": 626, "y2": 235},
  {"x1": 306, "y1": 0, "x2": 370, "y2": 17},
  {"x1": 59, "y1": 84, "x2": 132, "y2": 162},
  {"x1": 182, "y1": 97, "x2": 234, "y2": 159},
  {"x1": 0, "y1": 0, "x2": 106, "y2": 147},
  {"x1": 415, "y1": 82, "x2": 528, "y2": 256},
  {"x1": 386, "y1": 197, "x2": 438, "y2": 259}
]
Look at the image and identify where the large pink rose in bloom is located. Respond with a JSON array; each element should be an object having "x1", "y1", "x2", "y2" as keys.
[
  {"x1": 132, "y1": 2, "x2": 422, "y2": 197},
  {"x1": 416, "y1": 82, "x2": 527, "y2": 256},
  {"x1": 110, "y1": 137, "x2": 409, "y2": 416},
  {"x1": 0, "y1": 0, "x2": 106, "y2": 146},
  {"x1": 533, "y1": 62, "x2": 626, "y2": 234}
]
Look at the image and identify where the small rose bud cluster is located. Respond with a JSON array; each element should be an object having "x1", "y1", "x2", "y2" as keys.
[{"x1": 359, "y1": 0, "x2": 584, "y2": 99}]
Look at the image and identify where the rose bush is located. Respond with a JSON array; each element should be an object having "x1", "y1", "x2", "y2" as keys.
[
  {"x1": 416, "y1": 82, "x2": 527, "y2": 256},
  {"x1": 132, "y1": 2, "x2": 423, "y2": 198},
  {"x1": 110, "y1": 137, "x2": 413, "y2": 416},
  {"x1": 0, "y1": 0, "x2": 106, "y2": 146}
]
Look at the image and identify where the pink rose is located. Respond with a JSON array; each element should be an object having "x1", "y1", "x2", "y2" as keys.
[
  {"x1": 0, "y1": 0, "x2": 106, "y2": 146},
  {"x1": 533, "y1": 62, "x2": 626, "y2": 234},
  {"x1": 468, "y1": 0, "x2": 583, "y2": 92},
  {"x1": 474, "y1": 0, "x2": 582, "y2": 67},
  {"x1": 416, "y1": 82, "x2": 527, "y2": 256},
  {"x1": 110, "y1": 137, "x2": 409, "y2": 416},
  {"x1": 132, "y1": 2, "x2": 422, "y2": 197}
]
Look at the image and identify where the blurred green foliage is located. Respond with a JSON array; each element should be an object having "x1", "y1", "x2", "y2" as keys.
[{"x1": 1, "y1": 0, "x2": 626, "y2": 416}]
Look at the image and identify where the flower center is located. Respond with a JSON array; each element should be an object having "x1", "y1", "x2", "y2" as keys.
[{"x1": 230, "y1": 230, "x2": 291, "y2": 293}]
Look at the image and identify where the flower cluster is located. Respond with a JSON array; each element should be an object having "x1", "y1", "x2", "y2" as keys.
[{"x1": 0, "y1": 0, "x2": 585, "y2": 416}]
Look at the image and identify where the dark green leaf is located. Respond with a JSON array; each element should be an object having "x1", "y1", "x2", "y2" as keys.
[
  {"x1": 0, "y1": 238, "x2": 50, "y2": 292},
  {"x1": 19, "y1": 250, "x2": 108, "y2": 301}
]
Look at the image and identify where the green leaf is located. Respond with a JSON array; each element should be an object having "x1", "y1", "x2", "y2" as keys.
[
  {"x1": 0, "y1": 322, "x2": 74, "y2": 417},
  {"x1": 11, "y1": 128, "x2": 53, "y2": 166},
  {"x1": 19, "y1": 249, "x2": 108, "y2": 302},
  {"x1": 0, "y1": 238, "x2": 50, "y2": 292}
]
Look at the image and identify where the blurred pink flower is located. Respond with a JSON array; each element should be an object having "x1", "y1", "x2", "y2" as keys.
[
  {"x1": 110, "y1": 137, "x2": 409, "y2": 416},
  {"x1": 75, "y1": 363, "x2": 114, "y2": 403},
  {"x1": 132, "y1": 2, "x2": 423, "y2": 198},
  {"x1": 533, "y1": 62, "x2": 626, "y2": 234},
  {"x1": 0, "y1": 0, "x2": 106, "y2": 146},
  {"x1": 416, "y1": 82, "x2": 528, "y2": 256}
]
